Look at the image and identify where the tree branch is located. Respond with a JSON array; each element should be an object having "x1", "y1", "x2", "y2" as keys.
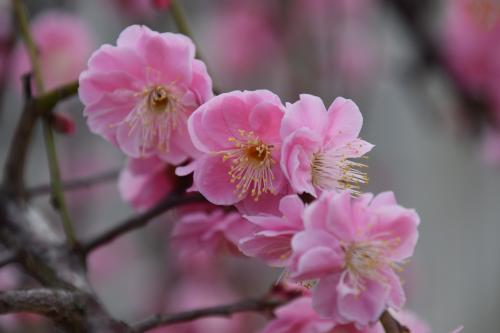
[
  {"x1": 380, "y1": 310, "x2": 410, "y2": 333},
  {"x1": 0, "y1": 288, "x2": 83, "y2": 320},
  {"x1": 12, "y1": 0, "x2": 77, "y2": 248},
  {"x1": 27, "y1": 169, "x2": 119, "y2": 198},
  {"x1": 131, "y1": 297, "x2": 289, "y2": 333},
  {"x1": 82, "y1": 193, "x2": 206, "y2": 254}
]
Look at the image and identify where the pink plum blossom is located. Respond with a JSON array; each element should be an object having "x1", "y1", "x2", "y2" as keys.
[
  {"x1": 260, "y1": 295, "x2": 383, "y2": 333},
  {"x1": 113, "y1": 0, "x2": 171, "y2": 18},
  {"x1": 12, "y1": 11, "x2": 94, "y2": 92},
  {"x1": 239, "y1": 194, "x2": 305, "y2": 266},
  {"x1": 171, "y1": 209, "x2": 254, "y2": 257},
  {"x1": 288, "y1": 190, "x2": 420, "y2": 327},
  {"x1": 150, "y1": 275, "x2": 247, "y2": 333},
  {"x1": 118, "y1": 156, "x2": 175, "y2": 211},
  {"x1": 188, "y1": 90, "x2": 287, "y2": 211},
  {"x1": 280, "y1": 94, "x2": 373, "y2": 197},
  {"x1": 200, "y1": 1, "x2": 282, "y2": 80},
  {"x1": 79, "y1": 25, "x2": 212, "y2": 163}
]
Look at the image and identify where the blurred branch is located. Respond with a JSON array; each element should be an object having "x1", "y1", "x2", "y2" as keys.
[
  {"x1": 132, "y1": 297, "x2": 291, "y2": 332},
  {"x1": 380, "y1": 310, "x2": 410, "y2": 333},
  {"x1": 383, "y1": 0, "x2": 489, "y2": 131},
  {"x1": 27, "y1": 169, "x2": 120, "y2": 198},
  {"x1": 0, "y1": 288, "x2": 83, "y2": 319},
  {"x1": 82, "y1": 193, "x2": 206, "y2": 254},
  {"x1": 12, "y1": 0, "x2": 77, "y2": 248}
]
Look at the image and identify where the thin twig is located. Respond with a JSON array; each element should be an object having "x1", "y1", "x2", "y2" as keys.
[
  {"x1": 27, "y1": 169, "x2": 120, "y2": 198},
  {"x1": 380, "y1": 310, "x2": 410, "y2": 333},
  {"x1": 12, "y1": 0, "x2": 77, "y2": 248},
  {"x1": 131, "y1": 297, "x2": 288, "y2": 333},
  {"x1": 82, "y1": 193, "x2": 206, "y2": 254}
]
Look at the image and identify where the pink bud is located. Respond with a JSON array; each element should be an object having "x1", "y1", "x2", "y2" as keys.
[
  {"x1": 152, "y1": 0, "x2": 171, "y2": 9},
  {"x1": 52, "y1": 113, "x2": 76, "y2": 135}
]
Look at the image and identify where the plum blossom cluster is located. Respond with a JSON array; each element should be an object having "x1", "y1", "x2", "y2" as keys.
[{"x1": 79, "y1": 24, "x2": 450, "y2": 332}]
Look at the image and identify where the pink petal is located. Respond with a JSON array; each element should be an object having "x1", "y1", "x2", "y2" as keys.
[
  {"x1": 324, "y1": 97, "x2": 364, "y2": 148},
  {"x1": 193, "y1": 154, "x2": 239, "y2": 205}
]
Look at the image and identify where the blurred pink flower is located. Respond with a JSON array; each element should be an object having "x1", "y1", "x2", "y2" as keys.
[
  {"x1": 288, "y1": 190, "x2": 420, "y2": 327},
  {"x1": 171, "y1": 209, "x2": 254, "y2": 257},
  {"x1": 113, "y1": 0, "x2": 171, "y2": 18},
  {"x1": 239, "y1": 194, "x2": 305, "y2": 267},
  {"x1": 201, "y1": 1, "x2": 282, "y2": 79},
  {"x1": 443, "y1": 0, "x2": 500, "y2": 96},
  {"x1": 281, "y1": 94, "x2": 373, "y2": 197},
  {"x1": 188, "y1": 90, "x2": 287, "y2": 212},
  {"x1": 79, "y1": 25, "x2": 212, "y2": 163},
  {"x1": 150, "y1": 276, "x2": 247, "y2": 333},
  {"x1": 12, "y1": 11, "x2": 94, "y2": 92},
  {"x1": 118, "y1": 156, "x2": 175, "y2": 211}
]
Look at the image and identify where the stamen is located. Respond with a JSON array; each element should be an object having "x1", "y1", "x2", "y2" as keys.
[
  {"x1": 221, "y1": 130, "x2": 276, "y2": 201},
  {"x1": 342, "y1": 238, "x2": 399, "y2": 292},
  {"x1": 311, "y1": 143, "x2": 369, "y2": 195},
  {"x1": 119, "y1": 84, "x2": 186, "y2": 155}
]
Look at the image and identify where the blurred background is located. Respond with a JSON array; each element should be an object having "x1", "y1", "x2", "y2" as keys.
[{"x1": 1, "y1": 0, "x2": 499, "y2": 332}]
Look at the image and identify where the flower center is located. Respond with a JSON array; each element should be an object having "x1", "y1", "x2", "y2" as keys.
[
  {"x1": 121, "y1": 84, "x2": 186, "y2": 155},
  {"x1": 311, "y1": 149, "x2": 368, "y2": 195},
  {"x1": 222, "y1": 130, "x2": 276, "y2": 201},
  {"x1": 342, "y1": 240, "x2": 392, "y2": 290},
  {"x1": 148, "y1": 85, "x2": 171, "y2": 112}
]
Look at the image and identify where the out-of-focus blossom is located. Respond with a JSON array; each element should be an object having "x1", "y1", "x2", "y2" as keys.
[
  {"x1": 201, "y1": 1, "x2": 282, "y2": 80},
  {"x1": 79, "y1": 25, "x2": 212, "y2": 163},
  {"x1": 12, "y1": 11, "x2": 94, "y2": 92},
  {"x1": 188, "y1": 90, "x2": 287, "y2": 213},
  {"x1": 113, "y1": 0, "x2": 171, "y2": 19},
  {"x1": 239, "y1": 194, "x2": 305, "y2": 266},
  {"x1": 281, "y1": 94, "x2": 373, "y2": 197},
  {"x1": 118, "y1": 156, "x2": 174, "y2": 211},
  {"x1": 150, "y1": 275, "x2": 247, "y2": 333},
  {"x1": 443, "y1": 0, "x2": 500, "y2": 97},
  {"x1": 171, "y1": 209, "x2": 254, "y2": 257},
  {"x1": 288, "y1": 191, "x2": 419, "y2": 327}
]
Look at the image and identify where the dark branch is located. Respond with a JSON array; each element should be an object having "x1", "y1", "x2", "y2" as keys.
[
  {"x1": 82, "y1": 193, "x2": 206, "y2": 254},
  {"x1": 27, "y1": 169, "x2": 120, "y2": 198},
  {"x1": 380, "y1": 310, "x2": 410, "y2": 333},
  {"x1": 0, "y1": 288, "x2": 83, "y2": 319},
  {"x1": 2, "y1": 79, "x2": 80, "y2": 199},
  {"x1": 132, "y1": 297, "x2": 288, "y2": 333}
]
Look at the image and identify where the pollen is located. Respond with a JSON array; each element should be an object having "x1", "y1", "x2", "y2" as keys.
[
  {"x1": 311, "y1": 142, "x2": 369, "y2": 195},
  {"x1": 342, "y1": 238, "x2": 399, "y2": 292},
  {"x1": 222, "y1": 130, "x2": 276, "y2": 201},
  {"x1": 121, "y1": 84, "x2": 187, "y2": 155}
]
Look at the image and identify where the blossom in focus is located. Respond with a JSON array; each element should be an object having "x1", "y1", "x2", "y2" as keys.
[
  {"x1": 171, "y1": 209, "x2": 254, "y2": 257},
  {"x1": 280, "y1": 94, "x2": 373, "y2": 197},
  {"x1": 79, "y1": 25, "x2": 212, "y2": 163},
  {"x1": 118, "y1": 156, "x2": 174, "y2": 211},
  {"x1": 288, "y1": 190, "x2": 419, "y2": 327},
  {"x1": 239, "y1": 194, "x2": 305, "y2": 266},
  {"x1": 12, "y1": 11, "x2": 94, "y2": 92},
  {"x1": 188, "y1": 90, "x2": 287, "y2": 211}
]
